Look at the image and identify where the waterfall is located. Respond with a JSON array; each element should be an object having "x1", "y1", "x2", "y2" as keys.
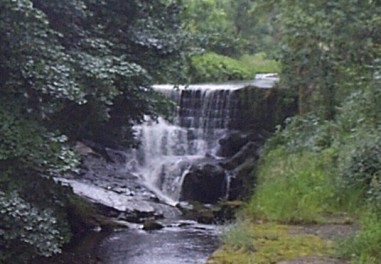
[{"x1": 129, "y1": 77, "x2": 279, "y2": 205}]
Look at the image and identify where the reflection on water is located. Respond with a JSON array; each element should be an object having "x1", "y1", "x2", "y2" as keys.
[{"x1": 96, "y1": 223, "x2": 220, "y2": 264}]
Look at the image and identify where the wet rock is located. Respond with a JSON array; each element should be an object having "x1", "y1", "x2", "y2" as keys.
[
  {"x1": 180, "y1": 163, "x2": 227, "y2": 204},
  {"x1": 74, "y1": 141, "x2": 96, "y2": 156},
  {"x1": 228, "y1": 160, "x2": 257, "y2": 200},
  {"x1": 143, "y1": 220, "x2": 164, "y2": 231},
  {"x1": 217, "y1": 132, "x2": 250, "y2": 157},
  {"x1": 221, "y1": 141, "x2": 261, "y2": 170},
  {"x1": 213, "y1": 200, "x2": 243, "y2": 221}
]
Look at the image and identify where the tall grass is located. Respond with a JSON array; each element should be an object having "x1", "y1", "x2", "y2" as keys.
[
  {"x1": 219, "y1": 221, "x2": 255, "y2": 252},
  {"x1": 340, "y1": 212, "x2": 381, "y2": 263},
  {"x1": 243, "y1": 148, "x2": 336, "y2": 223}
]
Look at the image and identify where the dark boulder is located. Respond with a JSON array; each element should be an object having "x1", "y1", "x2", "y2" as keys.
[
  {"x1": 221, "y1": 141, "x2": 261, "y2": 170},
  {"x1": 180, "y1": 163, "x2": 227, "y2": 203},
  {"x1": 217, "y1": 132, "x2": 250, "y2": 157}
]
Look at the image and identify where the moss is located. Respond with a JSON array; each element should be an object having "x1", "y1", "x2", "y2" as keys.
[
  {"x1": 209, "y1": 223, "x2": 333, "y2": 264},
  {"x1": 66, "y1": 194, "x2": 118, "y2": 234}
]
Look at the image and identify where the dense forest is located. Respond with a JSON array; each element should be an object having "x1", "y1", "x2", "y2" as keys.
[{"x1": 1, "y1": 0, "x2": 381, "y2": 263}]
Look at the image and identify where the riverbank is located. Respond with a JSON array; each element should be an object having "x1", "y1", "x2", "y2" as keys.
[{"x1": 207, "y1": 214, "x2": 355, "y2": 264}]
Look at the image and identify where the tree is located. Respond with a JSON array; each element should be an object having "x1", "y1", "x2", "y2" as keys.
[
  {"x1": 0, "y1": 0, "x2": 186, "y2": 262},
  {"x1": 254, "y1": 0, "x2": 381, "y2": 119}
]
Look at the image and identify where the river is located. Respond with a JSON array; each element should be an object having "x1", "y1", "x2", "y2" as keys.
[{"x1": 96, "y1": 221, "x2": 220, "y2": 264}]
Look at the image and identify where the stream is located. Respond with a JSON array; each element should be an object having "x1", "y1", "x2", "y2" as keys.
[
  {"x1": 96, "y1": 221, "x2": 220, "y2": 264},
  {"x1": 61, "y1": 76, "x2": 279, "y2": 264}
]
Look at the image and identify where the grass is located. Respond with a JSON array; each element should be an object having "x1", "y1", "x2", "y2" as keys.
[
  {"x1": 239, "y1": 52, "x2": 280, "y2": 74},
  {"x1": 209, "y1": 222, "x2": 333, "y2": 264},
  {"x1": 243, "y1": 149, "x2": 337, "y2": 223},
  {"x1": 212, "y1": 141, "x2": 381, "y2": 263},
  {"x1": 339, "y1": 212, "x2": 381, "y2": 264}
]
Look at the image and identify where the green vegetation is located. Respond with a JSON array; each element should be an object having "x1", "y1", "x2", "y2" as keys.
[
  {"x1": 340, "y1": 213, "x2": 381, "y2": 264},
  {"x1": 2, "y1": 0, "x2": 381, "y2": 263},
  {"x1": 188, "y1": 52, "x2": 252, "y2": 83},
  {"x1": 187, "y1": 52, "x2": 280, "y2": 83},
  {"x1": 211, "y1": 223, "x2": 333, "y2": 264},
  {"x1": 240, "y1": 53, "x2": 280, "y2": 74},
  {"x1": 183, "y1": 0, "x2": 279, "y2": 83},
  {"x1": 245, "y1": 150, "x2": 336, "y2": 223},
  {"x1": 0, "y1": 0, "x2": 185, "y2": 262},
  {"x1": 210, "y1": 1, "x2": 381, "y2": 263}
]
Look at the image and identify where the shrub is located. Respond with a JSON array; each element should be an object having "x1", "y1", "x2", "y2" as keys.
[
  {"x1": 338, "y1": 132, "x2": 381, "y2": 206},
  {"x1": 266, "y1": 114, "x2": 335, "y2": 153},
  {"x1": 0, "y1": 192, "x2": 66, "y2": 264}
]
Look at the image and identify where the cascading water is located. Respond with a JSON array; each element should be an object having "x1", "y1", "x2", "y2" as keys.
[
  {"x1": 127, "y1": 76, "x2": 279, "y2": 206},
  {"x1": 130, "y1": 85, "x2": 239, "y2": 205}
]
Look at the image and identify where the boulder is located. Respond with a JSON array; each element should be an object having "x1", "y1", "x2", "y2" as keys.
[
  {"x1": 180, "y1": 163, "x2": 227, "y2": 203},
  {"x1": 217, "y1": 132, "x2": 250, "y2": 157},
  {"x1": 221, "y1": 141, "x2": 261, "y2": 170}
]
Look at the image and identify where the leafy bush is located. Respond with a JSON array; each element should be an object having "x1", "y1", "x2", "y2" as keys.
[
  {"x1": 266, "y1": 114, "x2": 335, "y2": 153},
  {"x1": 338, "y1": 132, "x2": 381, "y2": 205},
  {"x1": 188, "y1": 52, "x2": 253, "y2": 83},
  {"x1": 0, "y1": 192, "x2": 65, "y2": 264},
  {"x1": 244, "y1": 149, "x2": 336, "y2": 223}
]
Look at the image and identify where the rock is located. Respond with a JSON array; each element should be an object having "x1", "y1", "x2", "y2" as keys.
[
  {"x1": 217, "y1": 132, "x2": 250, "y2": 157},
  {"x1": 214, "y1": 200, "x2": 243, "y2": 221},
  {"x1": 74, "y1": 141, "x2": 96, "y2": 156},
  {"x1": 228, "y1": 160, "x2": 257, "y2": 200},
  {"x1": 221, "y1": 141, "x2": 261, "y2": 170},
  {"x1": 142, "y1": 220, "x2": 164, "y2": 231},
  {"x1": 58, "y1": 178, "x2": 161, "y2": 223},
  {"x1": 180, "y1": 163, "x2": 227, "y2": 204}
]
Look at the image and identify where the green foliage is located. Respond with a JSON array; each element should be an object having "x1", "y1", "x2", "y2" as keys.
[
  {"x1": 340, "y1": 212, "x2": 381, "y2": 264},
  {"x1": 184, "y1": 0, "x2": 277, "y2": 57},
  {"x1": 188, "y1": 52, "x2": 253, "y2": 83},
  {"x1": 256, "y1": 0, "x2": 381, "y2": 119},
  {"x1": 267, "y1": 114, "x2": 334, "y2": 153},
  {"x1": 0, "y1": 104, "x2": 79, "y2": 175},
  {"x1": 184, "y1": 0, "x2": 245, "y2": 56},
  {"x1": 338, "y1": 132, "x2": 381, "y2": 206},
  {"x1": 0, "y1": 0, "x2": 187, "y2": 261},
  {"x1": 245, "y1": 149, "x2": 336, "y2": 223},
  {"x1": 0, "y1": 192, "x2": 65, "y2": 263},
  {"x1": 0, "y1": 0, "x2": 186, "y2": 145}
]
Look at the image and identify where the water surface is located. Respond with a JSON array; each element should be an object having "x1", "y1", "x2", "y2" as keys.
[{"x1": 97, "y1": 222, "x2": 220, "y2": 264}]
